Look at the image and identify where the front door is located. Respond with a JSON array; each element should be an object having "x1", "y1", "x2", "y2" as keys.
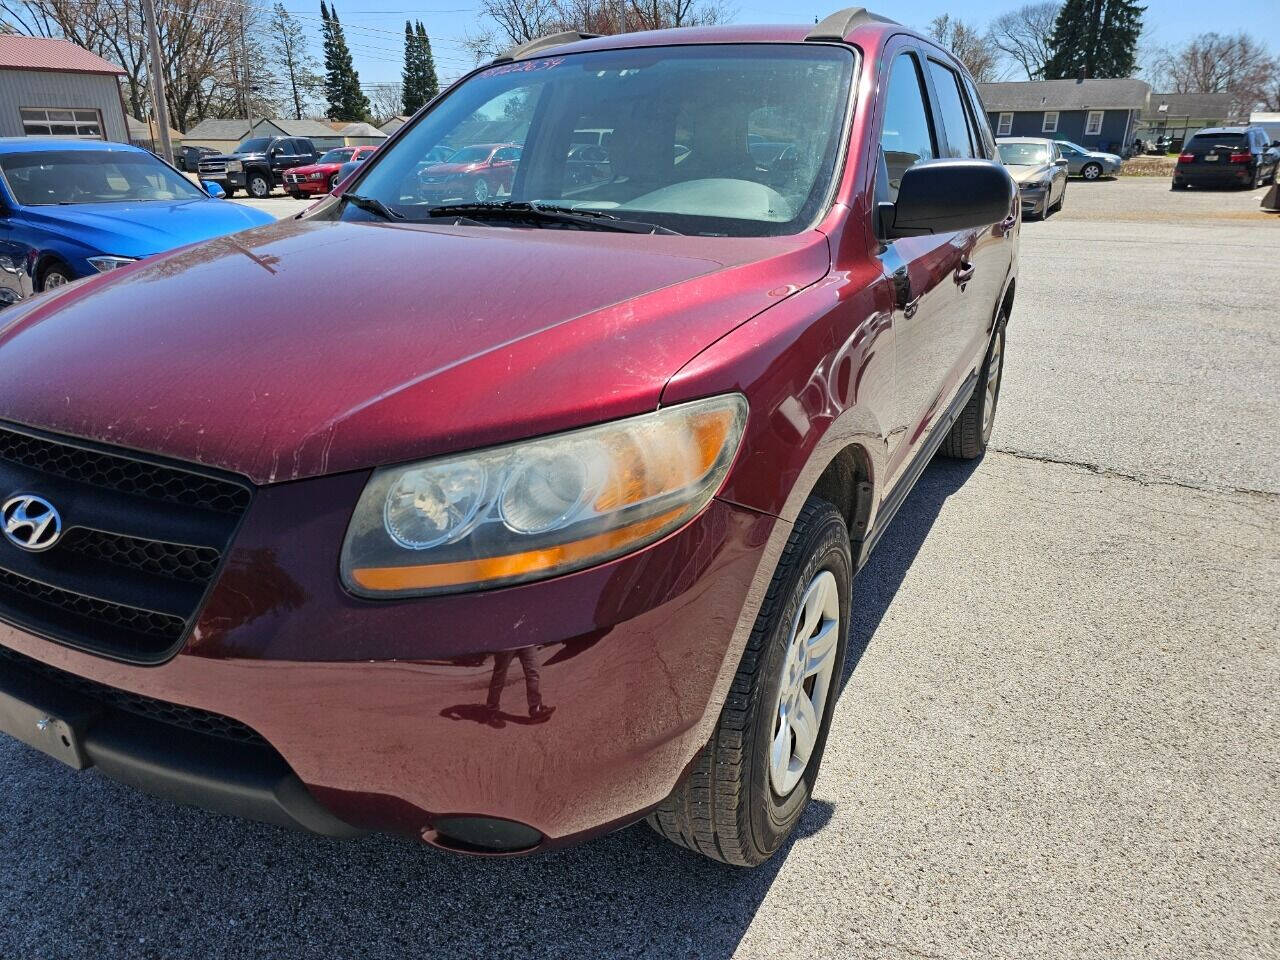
[{"x1": 874, "y1": 45, "x2": 970, "y2": 490}]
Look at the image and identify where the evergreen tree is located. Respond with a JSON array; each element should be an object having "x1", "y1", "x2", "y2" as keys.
[
  {"x1": 1044, "y1": 0, "x2": 1144, "y2": 79},
  {"x1": 417, "y1": 22, "x2": 440, "y2": 103},
  {"x1": 319, "y1": 2, "x2": 372, "y2": 120},
  {"x1": 402, "y1": 20, "x2": 440, "y2": 114}
]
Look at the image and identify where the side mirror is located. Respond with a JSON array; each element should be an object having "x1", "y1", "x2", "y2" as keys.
[
  {"x1": 1054, "y1": 157, "x2": 1069, "y2": 166},
  {"x1": 879, "y1": 160, "x2": 1015, "y2": 239},
  {"x1": 202, "y1": 181, "x2": 226, "y2": 199}
]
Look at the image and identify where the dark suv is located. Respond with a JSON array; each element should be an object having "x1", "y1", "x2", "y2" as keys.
[
  {"x1": 0, "y1": 8, "x2": 1017, "y2": 866},
  {"x1": 197, "y1": 136, "x2": 319, "y2": 197},
  {"x1": 1174, "y1": 125, "x2": 1280, "y2": 190}
]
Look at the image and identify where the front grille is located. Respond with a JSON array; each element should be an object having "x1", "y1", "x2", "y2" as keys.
[
  {"x1": 0, "y1": 644, "x2": 268, "y2": 746},
  {"x1": 0, "y1": 423, "x2": 252, "y2": 663},
  {"x1": 198, "y1": 160, "x2": 226, "y2": 175}
]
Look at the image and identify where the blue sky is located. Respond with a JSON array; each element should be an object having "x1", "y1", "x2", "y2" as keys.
[{"x1": 290, "y1": 0, "x2": 1280, "y2": 90}]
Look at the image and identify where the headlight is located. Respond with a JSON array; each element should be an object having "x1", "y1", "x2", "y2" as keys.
[
  {"x1": 87, "y1": 256, "x2": 136, "y2": 273},
  {"x1": 226, "y1": 160, "x2": 243, "y2": 172},
  {"x1": 1024, "y1": 178, "x2": 1049, "y2": 190},
  {"x1": 341, "y1": 394, "x2": 748, "y2": 597}
]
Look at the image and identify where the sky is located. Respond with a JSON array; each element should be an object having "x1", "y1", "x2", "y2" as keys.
[{"x1": 290, "y1": 0, "x2": 1280, "y2": 92}]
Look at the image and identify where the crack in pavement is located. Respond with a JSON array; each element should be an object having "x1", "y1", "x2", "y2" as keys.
[{"x1": 990, "y1": 447, "x2": 1279, "y2": 501}]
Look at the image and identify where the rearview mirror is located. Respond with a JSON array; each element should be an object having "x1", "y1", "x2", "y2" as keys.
[
  {"x1": 879, "y1": 160, "x2": 1015, "y2": 239},
  {"x1": 202, "y1": 181, "x2": 226, "y2": 199}
]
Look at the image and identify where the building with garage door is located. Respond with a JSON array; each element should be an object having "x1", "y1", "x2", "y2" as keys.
[{"x1": 0, "y1": 34, "x2": 128, "y2": 142}]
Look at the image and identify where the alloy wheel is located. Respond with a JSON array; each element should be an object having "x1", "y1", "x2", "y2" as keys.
[
  {"x1": 249, "y1": 175, "x2": 269, "y2": 198},
  {"x1": 1083, "y1": 163, "x2": 1101, "y2": 180},
  {"x1": 41, "y1": 270, "x2": 70, "y2": 290},
  {"x1": 473, "y1": 179, "x2": 490, "y2": 202},
  {"x1": 769, "y1": 569, "x2": 840, "y2": 796},
  {"x1": 981, "y1": 328, "x2": 1005, "y2": 444}
]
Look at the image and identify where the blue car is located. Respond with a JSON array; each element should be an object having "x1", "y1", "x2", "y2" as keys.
[{"x1": 0, "y1": 138, "x2": 274, "y2": 306}]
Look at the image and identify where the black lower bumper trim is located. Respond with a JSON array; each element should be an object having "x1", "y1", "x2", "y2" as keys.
[{"x1": 0, "y1": 652, "x2": 363, "y2": 837}]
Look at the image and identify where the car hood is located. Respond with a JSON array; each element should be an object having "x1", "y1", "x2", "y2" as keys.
[
  {"x1": 1006, "y1": 164, "x2": 1052, "y2": 184},
  {"x1": 0, "y1": 218, "x2": 829, "y2": 484},
  {"x1": 16, "y1": 200, "x2": 275, "y2": 259},
  {"x1": 289, "y1": 162, "x2": 340, "y2": 177}
]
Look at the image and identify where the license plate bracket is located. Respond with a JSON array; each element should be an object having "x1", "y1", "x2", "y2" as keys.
[{"x1": 0, "y1": 667, "x2": 100, "y2": 769}]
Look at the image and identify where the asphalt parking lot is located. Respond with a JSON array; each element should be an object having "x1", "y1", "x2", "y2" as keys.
[{"x1": 1, "y1": 177, "x2": 1277, "y2": 959}]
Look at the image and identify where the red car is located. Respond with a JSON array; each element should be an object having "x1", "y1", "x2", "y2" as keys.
[
  {"x1": 0, "y1": 8, "x2": 1017, "y2": 866},
  {"x1": 417, "y1": 142, "x2": 522, "y2": 203},
  {"x1": 284, "y1": 145, "x2": 378, "y2": 198}
]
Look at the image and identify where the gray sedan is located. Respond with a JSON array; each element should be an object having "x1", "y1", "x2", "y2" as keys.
[
  {"x1": 1054, "y1": 139, "x2": 1123, "y2": 180},
  {"x1": 997, "y1": 137, "x2": 1069, "y2": 219}
]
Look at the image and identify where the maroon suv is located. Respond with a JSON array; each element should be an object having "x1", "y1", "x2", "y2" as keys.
[{"x1": 0, "y1": 8, "x2": 1018, "y2": 865}]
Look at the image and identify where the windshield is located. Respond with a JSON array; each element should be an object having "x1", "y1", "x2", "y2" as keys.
[
  {"x1": 0, "y1": 150, "x2": 206, "y2": 205},
  {"x1": 1057, "y1": 141, "x2": 1087, "y2": 155},
  {"x1": 998, "y1": 142, "x2": 1050, "y2": 165},
  {"x1": 234, "y1": 138, "x2": 272, "y2": 153},
  {"x1": 344, "y1": 44, "x2": 855, "y2": 237},
  {"x1": 319, "y1": 148, "x2": 356, "y2": 164}
]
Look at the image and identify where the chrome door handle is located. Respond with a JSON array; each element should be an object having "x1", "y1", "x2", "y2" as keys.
[{"x1": 954, "y1": 260, "x2": 975, "y2": 287}]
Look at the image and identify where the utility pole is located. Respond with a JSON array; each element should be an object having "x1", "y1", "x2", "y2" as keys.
[{"x1": 140, "y1": 0, "x2": 173, "y2": 162}]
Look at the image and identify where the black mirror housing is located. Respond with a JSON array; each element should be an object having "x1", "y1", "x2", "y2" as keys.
[{"x1": 881, "y1": 159, "x2": 1015, "y2": 239}]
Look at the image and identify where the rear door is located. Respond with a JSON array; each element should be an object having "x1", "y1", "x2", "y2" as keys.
[{"x1": 875, "y1": 43, "x2": 968, "y2": 490}]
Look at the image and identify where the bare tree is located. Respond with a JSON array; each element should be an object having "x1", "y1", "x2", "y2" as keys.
[
  {"x1": 988, "y1": 2, "x2": 1058, "y2": 80},
  {"x1": 367, "y1": 83, "x2": 405, "y2": 124},
  {"x1": 467, "y1": 0, "x2": 729, "y2": 59},
  {"x1": 927, "y1": 14, "x2": 1000, "y2": 83},
  {"x1": 1151, "y1": 32, "x2": 1280, "y2": 116},
  {"x1": 268, "y1": 2, "x2": 320, "y2": 120}
]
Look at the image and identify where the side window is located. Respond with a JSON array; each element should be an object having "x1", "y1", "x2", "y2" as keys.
[
  {"x1": 878, "y1": 52, "x2": 937, "y2": 203},
  {"x1": 927, "y1": 59, "x2": 976, "y2": 158},
  {"x1": 961, "y1": 76, "x2": 997, "y2": 158}
]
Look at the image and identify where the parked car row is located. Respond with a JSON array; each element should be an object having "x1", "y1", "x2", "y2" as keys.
[
  {"x1": 197, "y1": 136, "x2": 321, "y2": 198},
  {"x1": 285, "y1": 145, "x2": 379, "y2": 198}
]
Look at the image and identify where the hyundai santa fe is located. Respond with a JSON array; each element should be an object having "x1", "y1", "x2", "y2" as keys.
[{"x1": 0, "y1": 7, "x2": 1018, "y2": 865}]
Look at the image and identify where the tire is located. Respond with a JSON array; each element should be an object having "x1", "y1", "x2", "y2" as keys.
[
  {"x1": 329, "y1": 174, "x2": 341, "y2": 193},
  {"x1": 222, "y1": 186, "x2": 237, "y2": 198},
  {"x1": 1081, "y1": 162, "x2": 1102, "y2": 181},
  {"x1": 247, "y1": 172, "x2": 271, "y2": 198},
  {"x1": 38, "y1": 262, "x2": 74, "y2": 292},
  {"x1": 288, "y1": 192, "x2": 304, "y2": 200},
  {"x1": 471, "y1": 177, "x2": 490, "y2": 202},
  {"x1": 1171, "y1": 181, "x2": 1188, "y2": 191},
  {"x1": 1051, "y1": 185, "x2": 1065, "y2": 213},
  {"x1": 941, "y1": 322, "x2": 1006, "y2": 460},
  {"x1": 648, "y1": 497, "x2": 851, "y2": 867}
]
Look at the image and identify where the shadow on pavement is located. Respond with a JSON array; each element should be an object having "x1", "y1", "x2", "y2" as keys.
[{"x1": 0, "y1": 458, "x2": 980, "y2": 960}]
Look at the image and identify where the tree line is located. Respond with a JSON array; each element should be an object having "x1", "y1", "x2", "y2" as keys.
[
  {"x1": 0, "y1": 0, "x2": 443, "y2": 131},
  {"x1": 928, "y1": 1, "x2": 1277, "y2": 114}
]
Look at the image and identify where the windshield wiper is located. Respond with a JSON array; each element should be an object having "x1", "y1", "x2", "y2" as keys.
[
  {"x1": 424, "y1": 201, "x2": 681, "y2": 235},
  {"x1": 344, "y1": 193, "x2": 403, "y2": 221}
]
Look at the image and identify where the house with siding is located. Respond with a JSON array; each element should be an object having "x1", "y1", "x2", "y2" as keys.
[
  {"x1": 978, "y1": 78, "x2": 1150, "y2": 153},
  {"x1": 1137, "y1": 93, "x2": 1244, "y2": 147},
  {"x1": 0, "y1": 35, "x2": 129, "y2": 143}
]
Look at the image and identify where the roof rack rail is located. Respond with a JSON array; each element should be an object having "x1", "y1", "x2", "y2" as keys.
[
  {"x1": 492, "y1": 30, "x2": 601, "y2": 64},
  {"x1": 805, "y1": 6, "x2": 898, "y2": 42}
]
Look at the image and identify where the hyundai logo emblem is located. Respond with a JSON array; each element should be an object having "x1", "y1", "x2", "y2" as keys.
[{"x1": 2, "y1": 494, "x2": 63, "y2": 552}]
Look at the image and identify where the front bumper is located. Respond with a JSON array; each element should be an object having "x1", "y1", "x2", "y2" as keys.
[
  {"x1": 1018, "y1": 186, "x2": 1047, "y2": 214},
  {"x1": 0, "y1": 469, "x2": 778, "y2": 852},
  {"x1": 284, "y1": 176, "x2": 329, "y2": 195}
]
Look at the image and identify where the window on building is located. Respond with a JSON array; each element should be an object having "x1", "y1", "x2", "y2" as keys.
[
  {"x1": 996, "y1": 112, "x2": 1013, "y2": 136},
  {"x1": 20, "y1": 108, "x2": 104, "y2": 139},
  {"x1": 1085, "y1": 110, "x2": 1104, "y2": 136},
  {"x1": 1042, "y1": 111, "x2": 1059, "y2": 133}
]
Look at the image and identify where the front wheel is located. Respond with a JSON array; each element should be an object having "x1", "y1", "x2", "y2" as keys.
[
  {"x1": 471, "y1": 177, "x2": 490, "y2": 202},
  {"x1": 648, "y1": 497, "x2": 851, "y2": 866},
  {"x1": 247, "y1": 173, "x2": 271, "y2": 198},
  {"x1": 1081, "y1": 162, "x2": 1102, "y2": 181},
  {"x1": 39, "y1": 264, "x2": 73, "y2": 291},
  {"x1": 941, "y1": 323, "x2": 1006, "y2": 459}
]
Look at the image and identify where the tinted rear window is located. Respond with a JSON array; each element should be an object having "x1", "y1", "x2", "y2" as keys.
[{"x1": 1189, "y1": 134, "x2": 1244, "y2": 148}]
